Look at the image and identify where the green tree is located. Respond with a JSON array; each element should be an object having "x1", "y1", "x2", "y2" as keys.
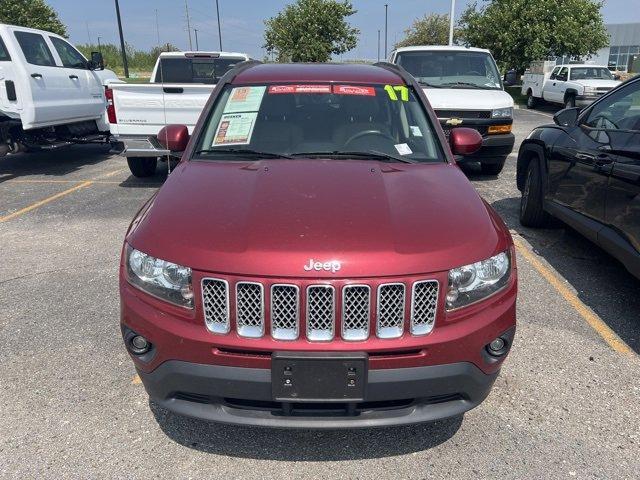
[
  {"x1": 458, "y1": 0, "x2": 609, "y2": 72},
  {"x1": 396, "y1": 13, "x2": 457, "y2": 48},
  {"x1": 0, "y1": 0, "x2": 67, "y2": 37},
  {"x1": 264, "y1": 0, "x2": 359, "y2": 62}
]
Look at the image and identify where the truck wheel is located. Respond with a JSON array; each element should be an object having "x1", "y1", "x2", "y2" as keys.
[
  {"x1": 519, "y1": 159, "x2": 548, "y2": 227},
  {"x1": 480, "y1": 157, "x2": 506, "y2": 176},
  {"x1": 127, "y1": 157, "x2": 157, "y2": 178},
  {"x1": 564, "y1": 95, "x2": 576, "y2": 109},
  {"x1": 526, "y1": 91, "x2": 537, "y2": 109}
]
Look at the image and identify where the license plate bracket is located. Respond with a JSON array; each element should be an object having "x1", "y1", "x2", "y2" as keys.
[{"x1": 271, "y1": 352, "x2": 367, "y2": 402}]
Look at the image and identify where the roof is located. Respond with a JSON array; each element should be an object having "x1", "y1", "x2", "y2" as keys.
[
  {"x1": 158, "y1": 51, "x2": 250, "y2": 59},
  {"x1": 233, "y1": 63, "x2": 403, "y2": 85},
  {"x1": 393, "y1": 45, "x2": 491, "y2": 54}
]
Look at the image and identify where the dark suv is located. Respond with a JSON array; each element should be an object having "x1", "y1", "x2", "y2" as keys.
[{"x1": 517, "y1": 75, "x2": 640, "y2": 278}]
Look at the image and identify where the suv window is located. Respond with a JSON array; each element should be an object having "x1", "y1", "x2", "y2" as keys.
[
  {"x1": 0, "y1": 36, "x2": 10, "y2": 61},
  {"x1": 14, "y1": 31, "x2": 55, "y2": 66},
  {"x1": 49, "y1": 37, "x2": 87, "y2": 69},
  {"x1": 195, "y1": 83, "x2": 445, "y2": 163},
  {"x1": 154, "y1": 57, "x2": 246, "y2": 83},
  {"x1": 583, "y1": 80, "x2": 640, "y2": 132}
]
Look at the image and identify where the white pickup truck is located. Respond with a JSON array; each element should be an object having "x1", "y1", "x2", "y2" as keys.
[
  {"x1": 521, "y1": 62, "x2": 621, "y2": 109},
  {"x1": 0, "y1": 23, "x2": 117, "y2": 157},
  {"x1": 390, "y1": 46, "x2": 515, "y2": 175},
  {"x1": 108, "y1": 51, "x2": 250, "y2": 177}
]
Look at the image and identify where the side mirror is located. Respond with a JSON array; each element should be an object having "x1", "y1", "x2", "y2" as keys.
[
  {"x1": 449, "y1": 127, "x2": 483, "y2": 156},
  {"x1": 553, "y1": 107, "x2": 580, "y2": 127},
  {"x1": 157, "y1": 124, "x2": 190, "y2": 151},
  {"x1": 89, "y1": 51, "x2": 104, "y2": 70}
]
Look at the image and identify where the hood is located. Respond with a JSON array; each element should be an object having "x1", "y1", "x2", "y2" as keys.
[
  {"x1": 423, "y1": 87, "x2": 513, "y2": 111},
  {"x1": 129, "y1": 159, "x2": 510, "y2": 278},
  {"x1": 574, "y1": 79, "x2": 621, "y2": 89}
]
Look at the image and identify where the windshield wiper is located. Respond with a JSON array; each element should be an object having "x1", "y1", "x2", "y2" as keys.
[
  {"x1": 417, "y1": 81, "x2": 443, "y2": 88},
  {"x1": 194, "y1": 148, "x2": 292, "y2": 159},
  {"x1": 440, "y1": 81, "x2": 496, "y2": 90},
  {"x1": 289, "y1": 150, "x2": 416, "y2": 164}
]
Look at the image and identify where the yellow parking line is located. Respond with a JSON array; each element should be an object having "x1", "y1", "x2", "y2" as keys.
[
  {"x1": 0, "y1": 180, "x2": 94, "y2": 223},
  {"x1": 132, "y1": 374, "x2": 142, "y2": 385},
  {"x1": 513, "y1": 237, "x2": 634, "y2": 356}
]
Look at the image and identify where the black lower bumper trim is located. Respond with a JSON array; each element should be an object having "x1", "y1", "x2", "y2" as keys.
[
  {"x1": 138, "y1": 361, "x2": 498, "y2": 428},
  {"x1": 459, "y1": 133, "x2": 515, "y2": 162}
]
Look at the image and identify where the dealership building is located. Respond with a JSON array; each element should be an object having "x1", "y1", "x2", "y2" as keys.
[{"x1": 590, "y1": 23, "x2": 640, "y2": 72}]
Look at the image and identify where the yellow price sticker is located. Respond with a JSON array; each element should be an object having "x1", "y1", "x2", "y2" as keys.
[{"x1": 384, "y1": 85, "x2": 409, "y2": 101}]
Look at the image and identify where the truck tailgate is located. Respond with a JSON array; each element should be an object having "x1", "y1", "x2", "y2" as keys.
[{"x1": 109, "y1": 83, "x2": 215, "y2": 136}]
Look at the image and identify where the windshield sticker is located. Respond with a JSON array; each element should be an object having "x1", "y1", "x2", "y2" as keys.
[
  {"x1": 332, "y1": 85, "x2": 375, "y2": 96},
  {"x1": 409, "y1": 126, "x2": 423, "y2": 137},
  {"x1": 384, "y1": 85, "x2": 409, "y2": 101},
  {"x1": 394, "y1": 143, "x2": 413, "y2": 155},
  {"x1": 223, "y1": 86, "x2": 266, "y2": 113},
  {"x1": 212, "y1": 112, "x2": 258, "y2": 146},
  {"x1": 268, "y1": 84, "x2": 332, "y2": 94}
]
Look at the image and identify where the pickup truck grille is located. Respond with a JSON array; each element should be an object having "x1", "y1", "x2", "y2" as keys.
[{"x1": 202, "y1": 278, "x2": 439, "y2": 341}]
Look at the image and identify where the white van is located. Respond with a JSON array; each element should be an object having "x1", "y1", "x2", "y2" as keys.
[
  {"x1": 390, "y1": 46, "x2": 514, "y2": 175},
  {"x1": 0, "y1": 23, "x2": 118, "y2": 156}
]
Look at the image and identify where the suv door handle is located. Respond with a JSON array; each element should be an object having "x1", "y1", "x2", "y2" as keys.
[
  {"x1": 163, "y1": 87, "x2": 184, "y2": 94},
  {"x1": 595, "y1": 155, "x2": 614, "y2": 166},
  {"x1": 69, "y1": 74, "x2": 79, "y2": 80},
  {"x1": 31, "y1": 73, "x2": 42, "y2": 79}
]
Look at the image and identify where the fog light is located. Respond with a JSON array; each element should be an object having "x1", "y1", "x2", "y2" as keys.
[
  {"x1": 130, "y1": 335, "x2": 150, "y2": 355},
  {"x1": 486, "y1": 337, "x2": 508, "y2": 357}
]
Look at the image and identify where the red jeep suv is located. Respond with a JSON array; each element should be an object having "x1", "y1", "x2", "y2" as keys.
[{"x1": 120, "y1": 62, "x2": 517, "y2": 428}]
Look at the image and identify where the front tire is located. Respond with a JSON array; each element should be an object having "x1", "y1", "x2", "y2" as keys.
[
  {"x1": 480, "y1": 157, "x2": 507, "y2": 175},
  {"x1": 564, "y1": 95, "x2": 576, "y2": 109},
  {"x1": 526, "y1": 91, "x2": 537, "y2": 109},
  {"x1": 127, "y1": 157, "x2": 157, "y2": 178},
  {"x1": 519, "y1": 158, "x2": 549, "y2": 227}
]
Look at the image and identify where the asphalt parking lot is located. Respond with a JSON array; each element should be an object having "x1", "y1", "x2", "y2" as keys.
[{"x1": 1, "y1": 108, "x2": 638, "y2": 479}]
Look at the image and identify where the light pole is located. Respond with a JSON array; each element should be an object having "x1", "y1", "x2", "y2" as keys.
[
  {"x1": 384, "y1": 4, "x2": 388, "y2": 59},
  {"x1": 97, "y1": 35, "x2": 102, "y2": 53},
  {"x1": 377, "y1": 29, "x2": 381, "y2": 62},
  {"x1": 114, "y1": 0, "x2": 129, "y2": 78},
  {"x1": 185, "y1": 0, "x2": 193, "y2": 50},
  {"x1": 194, "y1": 29, "x2": 199, "y2": 51},
  {"x1": 215, "y1": 0, "x2": 223, "y2": 50},
  {"x1": 448, "y1": 0, "x2": 456, "y2": 46}
]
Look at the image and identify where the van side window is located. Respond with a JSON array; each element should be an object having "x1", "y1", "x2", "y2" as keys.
[
  {"x1": 50, "y1": 37, "x2": 87, "y2": 69},
  {"x1": 14, "y1": 31, "x2": 55, "y2": 66},
  {"x1": 0, "y1": 36, "x2": 10, "y2": 61}
]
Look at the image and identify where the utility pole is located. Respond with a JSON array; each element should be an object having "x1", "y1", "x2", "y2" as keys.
[
  {"x1": 215, "y1": 0, "x2": 223, "y2": 51},
  {"x1": 155, "y1": 9, "x2": 161, "y2": 46},
  {"x1": 185, "y1": 0, "x2": 193, "y2": 50},
  {"x1": 97, "y1": 35, "x2": 102, "y2": 53},
  {"x1": 377, "y1": 29, "x2": 380, "y2": 62},
  {"x1": 448, "y1": 0, "x2": 456, "y2": 46},
  {"x1": 384, "y1": 4, "x2": 388, "y2": 59},
  {"x1": 194, "y1": 29, "x2": 199, "y2": 51},
  {"x1": 114, "y1": 0, "x2": 129, "y2": 78},
  {"x1": 85, "y1": 21, "x2": 92, "y2": 44}
]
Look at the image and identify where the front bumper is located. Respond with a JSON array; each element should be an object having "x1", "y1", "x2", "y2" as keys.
[
  {"x1": 575, "y1": 95, "x2": 602, "y2": 107},
  {"x1": 138, "y1": 358, "x2": 503, "y2": 428},
  {"x1": 112, "y1": 135, "x2": 171, "y2": 158},
  {"x1": 460, "y1": 133, "x2": 515, "y2": 163}
]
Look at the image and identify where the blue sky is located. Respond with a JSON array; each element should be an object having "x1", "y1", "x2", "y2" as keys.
[{"x1": 52, "y1": 0, "x2": 640, "y2": 60}]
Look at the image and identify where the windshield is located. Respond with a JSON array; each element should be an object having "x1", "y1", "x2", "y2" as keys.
[
  {"x1": 395, "y1": 50, "x2": 502, "y2": 89},
  {"x1": 569, "y1": 67, "x2": 614, "y2": 81},
  {"x1": 154, "y1": 57, "x2": 246, "y2": 83},
  {"x1": 194, "y1": 83, "x2": 445, "y2": 163}
]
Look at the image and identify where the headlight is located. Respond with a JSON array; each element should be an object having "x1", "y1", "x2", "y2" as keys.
[
  {"x1": 446, "y1": 251, "x2": 510, "y2": 310},
  {"x1": 125, "y1": 245, "x2": 194, "y2": 308},
  {"x1": 491, "y1": 107, "x2": 513, "y2": 118}
]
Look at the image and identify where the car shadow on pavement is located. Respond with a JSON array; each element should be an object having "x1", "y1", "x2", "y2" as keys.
[
  {"x1": 491, "y1": 196, "x2": 640, "y2": 354},
  {"x1": 0, "y1": 144, "x2": 113, "y2": 183},
  {"x1": 150, "y1": 402, "x2": 463, "y2": 460}
]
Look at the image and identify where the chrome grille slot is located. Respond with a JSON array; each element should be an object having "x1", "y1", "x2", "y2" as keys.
[
  {"x1": 410, "y1": 280, "x2": 439, "y2": 335},
  {"x1": 342, "y1": 285, "x2": 370, "y2": 341},
  {"x1": 236, "y1": 282, "x2": 264, "y2": 338},
  {"x1": 271, "y1": 284, "x2": 299, "y2": 340},
  {"x1": 306, "y1": 285, "x2": 335, "y2": 341},
  {"x1": 376, "y1": 283, "x2": 405, "y2": 339},
  {"x1": 202, "y1": 279, "x2": 230, "y2": 334}
]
